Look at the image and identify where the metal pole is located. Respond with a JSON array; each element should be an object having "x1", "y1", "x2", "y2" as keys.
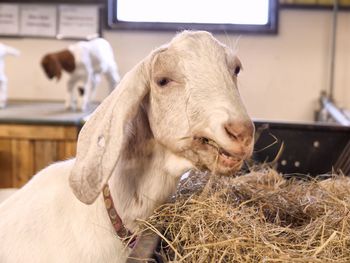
[
  {"x1": 321, "y1": 96, "x2": 350, "y2": 125},
  {"x1": 329, "y1": 0, "x2": 338, "y2": 101}
]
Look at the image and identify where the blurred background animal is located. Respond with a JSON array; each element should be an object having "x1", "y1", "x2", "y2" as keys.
[
  {"x1": 41, "y1": 38, "x2": 120, "y2": 111},
  {"x1": 0, "y1": 44, "x2": 20, "y2": 109}
]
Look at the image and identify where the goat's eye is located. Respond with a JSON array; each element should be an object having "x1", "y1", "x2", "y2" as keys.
[
  {"x1": 234, "y1": 66, "x2": 241, "y2": 76},
  {"x1": 157, "y1": 77, "x2": 171, "y2": 87}
]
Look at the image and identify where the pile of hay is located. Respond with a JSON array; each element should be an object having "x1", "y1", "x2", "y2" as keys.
[{"x1": 139, "y1": 169, "x2": 350, "y2": 262}]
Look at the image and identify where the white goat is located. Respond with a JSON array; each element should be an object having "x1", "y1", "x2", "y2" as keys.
[
  {"x1": 0, "y1": 43, "x2": 20, "y2": 108},
  {"x1": 0, "y1": 31, "x2": 254, "y2": 262},
  {"x1": 0, "y1": 189, "x2": 17, "y2": 203},
  {"x1": 41, "y1": 38, "x2": 120, "y2": 111}
]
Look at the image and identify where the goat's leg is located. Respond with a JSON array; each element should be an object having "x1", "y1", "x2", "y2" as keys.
[
  {"x1": 78, "y1": 77, "x2": 93, "y2": 112},
  {"x1": 0, "y1": 79, "x2": 7, "y2": 109},
  {"x1": 80, "y1": 87, "x2": 91, "y2": 112},
  {"x1": 105, "y1": 66, "x2": 120, "y2": 92},
  {"x1": 77, "y1": 74, "x2": 99, "y2": 111},
  {"x1": 91, "y1": 73, "x2": 101, "y2": 97},
  {"x1": 66, "y1": 77, "x2": 77, "y2": 111}
]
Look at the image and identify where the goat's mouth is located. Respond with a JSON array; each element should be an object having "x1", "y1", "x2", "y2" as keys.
[{"x1": 191, "y1": 136, "x2": 245, "y2": 175}]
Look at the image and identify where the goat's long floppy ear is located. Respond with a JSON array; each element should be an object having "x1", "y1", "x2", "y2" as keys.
[{"x1": 69, "y1": 58, "x2": 152, "y2": 204}]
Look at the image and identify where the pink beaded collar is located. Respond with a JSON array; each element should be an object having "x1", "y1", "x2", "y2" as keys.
[{"x1": 102, "y1": 184, "x2": 137, "y2": 248}]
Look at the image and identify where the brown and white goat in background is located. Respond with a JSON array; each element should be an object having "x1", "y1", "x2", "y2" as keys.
[
  {"x1": 41, "y1": 38, "x2": 120, "y2": 111},
  {"x1": 0, "y1": 31, "x2": 254, "y2": 262}
]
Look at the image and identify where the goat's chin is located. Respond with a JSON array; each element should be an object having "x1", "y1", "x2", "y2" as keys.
[
  {"x1": 196, "y1": 153, "x2": 243, "y2": 176},
  {"x1": 207, "y1": 159, "x2": 244, "y2": 176},
  {"x1": 183, "y1": 147, "x2": 244, "y2": 176}
]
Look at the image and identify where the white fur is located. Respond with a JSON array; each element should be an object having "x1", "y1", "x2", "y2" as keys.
[
  {"x1": 0, "y1": 43, "x2": 20, "y2": 109},
  {"x1": 0, "y1": 160, "x2": 128, "y2": 262},
  {"x1": 0, "y1": 31, "x2": 254, "y2": 262},
  {"x1": 0, "y1": 189, "x2": 17, "y2": 203},
  {"x1": 66, "y1": 38, "x2": 120, "y2": 111}
]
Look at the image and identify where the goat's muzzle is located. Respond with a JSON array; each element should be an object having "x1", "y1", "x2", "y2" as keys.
[{"x1": 191, "y1": 120, "x2": 254, "y2": 175}]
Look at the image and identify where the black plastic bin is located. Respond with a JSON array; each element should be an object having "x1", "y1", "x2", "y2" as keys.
[{"x1": 253, "y1": 120, "x2": 350, "y2": 176}]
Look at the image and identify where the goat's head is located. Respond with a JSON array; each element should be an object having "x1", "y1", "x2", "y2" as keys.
[
  {"x1": 41, "y1": 54, "x2": 62, "y2": 80},
  {"x1": 70, "y1": 31, "x2": 254, "y2": 204},
  {"x1": 41, "y1": 50, "x2": 75, "y2": 80},
  {"x1": 147, "y1": 32, "x2": 254, "y2": 175}
]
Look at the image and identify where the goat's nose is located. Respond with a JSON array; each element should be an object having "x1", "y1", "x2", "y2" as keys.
[{"x1": 224, "y1": 120, "x2": 254, "y2": 146}]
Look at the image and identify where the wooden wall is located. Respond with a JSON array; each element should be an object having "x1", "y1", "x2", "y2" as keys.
[{"x1": 0, "y1": 124, "x2": 78, "y2": 188}]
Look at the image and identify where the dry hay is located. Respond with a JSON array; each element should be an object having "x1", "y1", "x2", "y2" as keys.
[{"x1": 137, "y1": 169, "x2": 350, "y2": 262}]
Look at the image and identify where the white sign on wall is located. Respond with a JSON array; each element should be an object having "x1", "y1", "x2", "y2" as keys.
[
  {"x1": 58, "y1": 5, "x2": 99, "y2": 39},
  {"x1": 0, "y1": 4, "x2": 19, "y2": 36},
  {"x1": 20, "y1": 5, "x2": 57, "y2": 37}
]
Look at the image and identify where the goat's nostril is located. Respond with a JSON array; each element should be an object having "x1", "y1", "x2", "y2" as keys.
[
  {"x1": 201, "y1": 137, "x2": 209, "y2": 144},
  {"x1": 224, "y1": 121, "x2": 254, "y2": 145},
  {"x1": 225, "y1": 127, "x2": 238, "y2": 140}
]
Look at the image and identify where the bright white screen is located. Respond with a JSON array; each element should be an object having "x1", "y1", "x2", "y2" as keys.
[{"x1": 117, "y1": 0, "x2": 269, "y2": 25}]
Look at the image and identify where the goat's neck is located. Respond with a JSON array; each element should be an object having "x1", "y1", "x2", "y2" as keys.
[{"x1": 108, "y1": 105, "x2": 193, "y2": 231}]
